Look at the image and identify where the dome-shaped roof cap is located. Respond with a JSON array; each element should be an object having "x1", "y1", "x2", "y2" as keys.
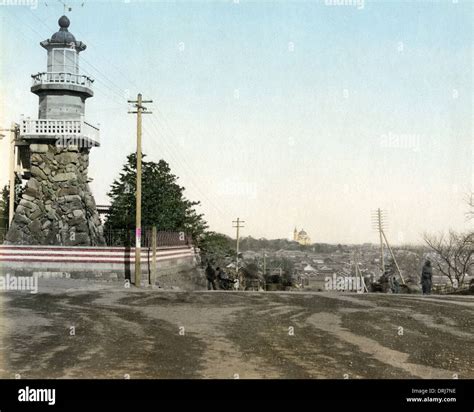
[
  {"x1": 58, "y1": 15, "x2": 70, "y2": 28},
  {"x1": 50, "y1": 15, "x2": 76, "y2": 44}
]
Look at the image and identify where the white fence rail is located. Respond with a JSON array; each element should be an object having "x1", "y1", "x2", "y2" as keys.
[
  {"x1": 32, "y1": 72, "x2": 93, "y2": 89},
  {"x1": 21, "y1": 118, "x2": 100, "y2": 145}
]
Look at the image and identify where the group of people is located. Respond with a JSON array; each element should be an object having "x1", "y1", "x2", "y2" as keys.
[
  {"x1": 205, "y1": 262, "x2": 236, "y2": 290},
  {"x1": 204, "y1": 258, "x2": 435, "y2": 294},
  {"x1": 379, "y1": 259, "x2": 433, "y2": 295}
]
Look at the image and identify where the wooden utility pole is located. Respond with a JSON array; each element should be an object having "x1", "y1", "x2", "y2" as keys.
[
  {"x1": 232, "y1": 218, "x2": 245, "y2": 271},
  {"x1": 128, "y1": 93, "x2": 152, "y2": 287},
  {"x1": 371, "y1": 208, "x2": 405, "y2": 285},
  {"x1": 151, "y1": 225, "x2": 157, "y2": 286},
  {"x1": 372, "y1": 208, "x2": 385, "y2": 274},
  {"x1": 0, "y1": 123, "x2": 19, "y2": 225},
  {"x1": 377, "y1": 208, "x2": 385, "y2": 273},
  {"x1": 381, "y1": 230, "x2": 405, "y2": 285}
]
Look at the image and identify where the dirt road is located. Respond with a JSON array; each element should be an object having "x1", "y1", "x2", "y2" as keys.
[{"x1": 0, "y1": 280, "x2": 472, "y2": 379}]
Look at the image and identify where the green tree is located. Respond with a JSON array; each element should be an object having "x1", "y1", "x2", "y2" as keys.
[
  {"x1": 105, "y1": 153, "x2": 208, "y2": 242},
  {"x1": 198, "y1": 231, "x2": 235, "y2": 263}
]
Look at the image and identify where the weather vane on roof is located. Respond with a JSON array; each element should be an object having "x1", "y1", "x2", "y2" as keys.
[{"x1": 44, "y1": 0, "x2": 85, "y2": 14}]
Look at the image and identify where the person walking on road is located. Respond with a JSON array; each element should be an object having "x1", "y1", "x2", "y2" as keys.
[
  {"x1": 421, "y1": 259, "x2": 433, "y2": 295},
  {"x1": 206, "y1": 262, "x2": 217, "y2": 290}
]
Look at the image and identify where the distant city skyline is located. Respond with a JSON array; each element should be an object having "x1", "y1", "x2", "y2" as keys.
[{"x1": 0, "y1": 0, "x2": 472, "y2": 244}]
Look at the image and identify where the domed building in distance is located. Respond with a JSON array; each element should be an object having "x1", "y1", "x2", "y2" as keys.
[{"x1": 293, "y1": 227, "x2": 312, "y2": 246}]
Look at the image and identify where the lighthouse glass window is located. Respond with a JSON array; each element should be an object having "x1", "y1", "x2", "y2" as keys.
[{"x1": 49, "y1": 48, "x2": 78, "y2": 75}]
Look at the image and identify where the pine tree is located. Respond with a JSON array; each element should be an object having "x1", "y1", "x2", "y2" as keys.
[{"x1": 104, "y1": 153, "x2": 208, "y2": 243}]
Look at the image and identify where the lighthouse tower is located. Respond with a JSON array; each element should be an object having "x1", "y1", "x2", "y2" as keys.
[{"x1": 6, "y1": 16, "x2": 105, "y2": 246}]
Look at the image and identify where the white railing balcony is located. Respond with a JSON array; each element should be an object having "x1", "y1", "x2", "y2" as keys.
[
  {"x1": 31, "y1": 72, "x2": 94, "y2": 89},
  {"x1": 20, "y1": 118, "x2": 100, "y2": 147}
]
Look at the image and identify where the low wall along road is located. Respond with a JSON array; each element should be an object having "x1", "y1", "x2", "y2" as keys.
[{"x1": 0, "y1": 244, "x2": 198, "y2": 285}]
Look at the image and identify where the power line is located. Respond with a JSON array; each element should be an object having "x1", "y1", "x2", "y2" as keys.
[
  {"x1": 146, "y1": 114, "x2": 229, "y2": 220},
  {"x1": 38, "y1": 9, "x2": 232, "y2": 220},
  {"x1": 6, "y1": 10, "x2": 230, "y2": 224},
  {"x1": 44, "y1": 13, "x2": 230, "y2": 219},
  {"x1": 27, "y1": 9, "x2": 129, "y2": 101}
]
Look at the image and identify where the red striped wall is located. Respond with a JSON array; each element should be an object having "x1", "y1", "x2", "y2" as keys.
[{"x1": 0, "y1": 245, "x2": 198, "y2": 282}]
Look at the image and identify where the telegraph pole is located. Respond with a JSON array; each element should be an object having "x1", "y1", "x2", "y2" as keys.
[
  {"x1": 381, "y1": 229, "x2": 405, "y2": 285},
  {"x1": 377, "y1": 208, "x2": 385, "y2": 274},
  {"x1": 372, "y1": 208, "x2": 385, "y2": 274},
  {"x1": 232, "y1": 218, "x2": 245, "y2": 271},
  {"x1": 128, "y1": 93, "x2": 152, "y2": 287},
  {"x1": 0, "y1": 123, "x2": 19, "y2": 225},
  {"x1": 371, "y1": 208, "x2": 405, "y2": 285}
]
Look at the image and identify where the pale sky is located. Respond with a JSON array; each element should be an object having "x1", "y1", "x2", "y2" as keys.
[{"x1": 0, "y1": 0, "x2": 472, "y2": 244}]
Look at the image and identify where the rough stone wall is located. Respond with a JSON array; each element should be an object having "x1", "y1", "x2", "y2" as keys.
[{"x1": 5, "y1": 143, "x2": 105, "y2": 246}]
